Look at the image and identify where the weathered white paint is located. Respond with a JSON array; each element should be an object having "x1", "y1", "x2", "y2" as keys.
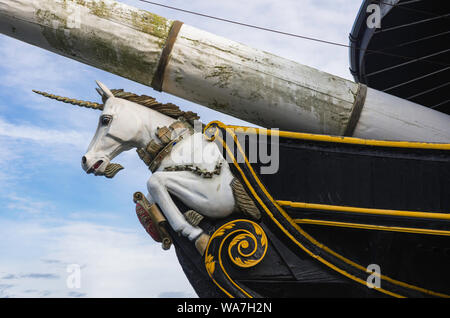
[
  {"x1": 0, "y1": 0, "x2": 449, "y2": 142},
  {"x1": 164, "y1": 24, "x2": 359, "y2": 136},
  {"x1": 355, "y1": 88, "x2": 450, "y2": 142},
  {"x1": 0, "y1": 0, "x2": 172, "y2": 85}
]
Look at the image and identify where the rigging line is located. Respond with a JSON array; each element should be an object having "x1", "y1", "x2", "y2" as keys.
[
  {"x1": 382, "y1": 66, "x2": 450, "y2": 92},
  {"x1": 137, "y1": 0, "x2": 450, "y2": 68},
  {"x1": 406, "y1": 81, "x2": 450, "y2": 100},
  {"x1": 138, "y1": 0, "x2": 349, "y2": 48},
  {"x1": 431, "y1": 99, "x2": 450, "y2": 110},
  {"x1": 365, "y1": 48, "x2": 450, "y2": 77},
  {"x1": 376, "y1": 0, "x2": 450, "y2": 19},
  {"x1": 366, "y1": 31, "x2": 450, "y2": 56},
  {"x1": 374, "y1": 13, "x2": 450, "y2": 34}
]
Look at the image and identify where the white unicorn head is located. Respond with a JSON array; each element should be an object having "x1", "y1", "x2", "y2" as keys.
[
  {"x1": 33, "y1": 81, "x2": 197, "y2": 178},
  {"x1": 82, "y1": 81, "x2": 150, "y2": 177}
]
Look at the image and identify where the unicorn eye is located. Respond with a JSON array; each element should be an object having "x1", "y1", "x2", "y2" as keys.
[{"x1": 100, "y1": 115, "x2": 112, "y2": 126}]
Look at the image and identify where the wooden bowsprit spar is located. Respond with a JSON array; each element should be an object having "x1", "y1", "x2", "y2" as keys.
[{"x1": 1, "y1": 0, "x2": 449, "y2": 142}]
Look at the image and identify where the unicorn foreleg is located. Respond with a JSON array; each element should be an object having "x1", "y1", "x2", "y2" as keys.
[{"x1": 147, "y1": 172, "x2": 204, "y2": 241}]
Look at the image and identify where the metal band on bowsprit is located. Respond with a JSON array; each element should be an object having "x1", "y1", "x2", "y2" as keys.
[
  {"x1": 343, "y1": 83, "x2": 367, "y2": 137},
  {"x1": 151, "y1": 20, "x2": 184, "y2": 92}
]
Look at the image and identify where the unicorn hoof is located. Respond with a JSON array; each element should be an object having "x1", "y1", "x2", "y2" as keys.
[{"x1": 195, "y1": 233, "x2": 210, "y2": 256}]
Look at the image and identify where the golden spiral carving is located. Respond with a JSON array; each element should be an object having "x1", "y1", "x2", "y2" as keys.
[
  {"x1": 204, "y1": 220, "x2": 269, "y2": 298},
  {"x1": 228, "y1": 226, "x2": 267, "y2": 268},
  {"x1": 206, "y1": 219, "x2": 268, "y2": 273}
]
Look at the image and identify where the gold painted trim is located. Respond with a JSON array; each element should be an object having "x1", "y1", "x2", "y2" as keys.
[
  {"x1": 227, "y1": 225, "x2": 268, "y2": 268},
  {"x1": 277, "y1": 201, "x2": 450, "y2": 221},
  {"x1": 213, "y1": 132, "x2": 402, "y2": 298},
  {"x1": 294, "y1": 219, "x2": 450, "y2": 236},
  {"x1": 209, "y1": 121, "x2": 450, "y2": 298},
  {"x1": 204, "y1": 219, "x2": 268, "y2": 298},
  {"x1": 218, "y1": 230, "x2": 253, "y2": 298},
  {"x1": 219, "y1": 122, "x2": 450, "y2": 150}
]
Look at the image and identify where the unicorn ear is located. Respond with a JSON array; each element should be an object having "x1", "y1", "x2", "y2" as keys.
[
  {"x1": 95, "y1": 88, "x2": 103, "y2": 97},
  {"x1": 96, "y1": 80, "x2": 114, "y2": 99}
]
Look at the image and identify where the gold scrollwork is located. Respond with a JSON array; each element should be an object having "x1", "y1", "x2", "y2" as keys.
[
  {"x1": 204, "y1": 219, "x2": 268, "y2": 298},
  {"x1": 228, "y1": 224, "x2": 267, "y2": 268},
  {"x1": 205, "y1": 253, "x2": 216, "y2": 275}
]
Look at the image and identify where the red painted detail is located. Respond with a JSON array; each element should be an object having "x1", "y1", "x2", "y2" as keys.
[{"x1": 136, "y1": 203, "x2": 161, "y2": 242}]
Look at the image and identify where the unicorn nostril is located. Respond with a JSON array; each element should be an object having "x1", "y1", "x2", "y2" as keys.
[{"x1": 82, "y1": 156, "x2": 87, "y2": 165}]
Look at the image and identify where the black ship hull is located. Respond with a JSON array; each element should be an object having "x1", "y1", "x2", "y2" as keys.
[{"x1": 169, "y1": 122, "x2": 450, "y2": 298}]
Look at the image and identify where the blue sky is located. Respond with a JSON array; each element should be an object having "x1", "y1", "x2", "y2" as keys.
[{"x1": 0, "y1": 0, "x2": 362, "y2": 297}]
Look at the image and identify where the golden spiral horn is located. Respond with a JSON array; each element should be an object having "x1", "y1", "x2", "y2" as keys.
[{"x1": 32, "y1": 90, "x2": 104, "y2": 110}]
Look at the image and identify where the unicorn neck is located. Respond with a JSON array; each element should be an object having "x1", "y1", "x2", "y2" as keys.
[{"x1": 137, "y1": 108, "x2": 177, "y2": 148}]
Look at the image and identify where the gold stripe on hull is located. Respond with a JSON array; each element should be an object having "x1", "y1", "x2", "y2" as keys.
[
  {"x1": 294, "y1": 219, "x2": 450, "y2": 236},
  {"x1": 225, "y1": 124, "x2": 450, "y2": 150},
  {"x1": 277, "y1": 200, "x2": 450, "y2": 221}
]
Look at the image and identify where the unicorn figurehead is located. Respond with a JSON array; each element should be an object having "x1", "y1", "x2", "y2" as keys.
[{"x1": 33, "y1": 81, "x2": 257, "y2": 253}]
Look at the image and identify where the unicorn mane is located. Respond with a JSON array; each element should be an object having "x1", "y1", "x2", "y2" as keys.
[{"x1": 107, "y1": 89, "x2": 200, "y2": 124}]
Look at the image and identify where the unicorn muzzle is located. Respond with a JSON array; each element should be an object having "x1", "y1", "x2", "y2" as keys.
[{"x1": 82, "y1": 156, "x2": 124, "y2": 179}]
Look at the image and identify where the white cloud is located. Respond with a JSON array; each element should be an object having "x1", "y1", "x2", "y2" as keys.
[
  {"x1": 5, "y1": 193, "x2": 54, "y2": 216},
  {"x1": 0, "y1": 36, "x2": 92, "y2": 91},
  {"x1": 0, "y1": 117, "x2": 92, "y2": 189},
  {"x1": 0, "y1": 117, "x2": 89, "y2": 148},
  {"x1": 0, "y1": 218, "x2": 197, "y2": 298}
]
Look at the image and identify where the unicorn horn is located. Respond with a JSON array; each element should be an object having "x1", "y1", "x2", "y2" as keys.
[{"x1": 32, "y1": 90, "x2": 104, "y2": 110}]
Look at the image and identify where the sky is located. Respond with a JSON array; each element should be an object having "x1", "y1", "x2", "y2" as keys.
[{"x1": 0, "y1": 0, "x2": 363, "y2": 298}]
